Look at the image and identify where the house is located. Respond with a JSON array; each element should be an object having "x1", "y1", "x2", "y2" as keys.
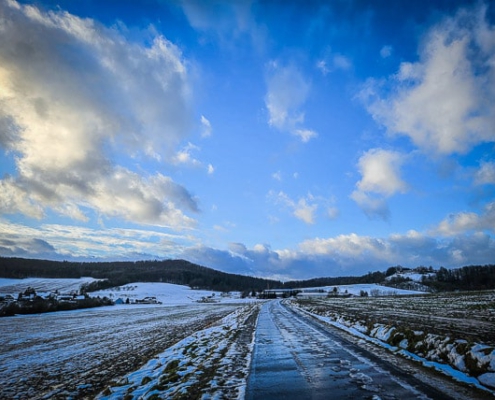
[{"x1": 114, "y1": 298, "x2": 125, "y2": 305}]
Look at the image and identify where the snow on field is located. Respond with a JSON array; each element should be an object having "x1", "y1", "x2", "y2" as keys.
[
  {"x1": 0, "y1": 300, "x2": 248, "y2": 399},
  {"x1": 97, "y1": 304, "x2": 259, "y2": 400},
  {"x1": 0, "y1": 277, "x2": 98, "y2": 295},
  {"x1": 0, "y1": 278, "x2": 256, "y2": 305},
  {"x1": 300, "y1": 283, "x2": 423, "y2": 296},
  {"x1": 92, "y1": 282, "x2": 253, "y2": 304}
]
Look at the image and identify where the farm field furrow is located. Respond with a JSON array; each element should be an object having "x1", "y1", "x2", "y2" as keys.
[
  {"x1": 0, "y1": 303, "x2": 244, "y2": 399},
  {"x1": 304, "y1": 291, "x2": 495, "y2": 345},
  {"x1": 293, "y1": 290, "x2": 495, "y2": 395}
]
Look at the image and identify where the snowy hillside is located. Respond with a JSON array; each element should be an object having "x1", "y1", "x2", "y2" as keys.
[
  {"x1": 0, "y1": 278, "x2": 254, "y2": 305},
  {"x1": 300, "y1": 283, "x2": 423, "y2": 296},
  {"x1": 0, "y1": 277, "x2": 99, "y2": 296},
  {"x1": 91, "y1": 282, "x2": 252, "y2": 304}
]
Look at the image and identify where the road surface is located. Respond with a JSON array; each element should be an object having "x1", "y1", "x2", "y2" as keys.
[{"x1": 246, "y1": 300, "x2": 453, "y2": 400}]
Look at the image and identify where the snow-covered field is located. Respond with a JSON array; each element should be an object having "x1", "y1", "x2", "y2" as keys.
[
  {"x1": 98, "y1": 304, "x2": 260, "y2": 399},
  {"x1": 0, "y1": 277, "x2": 99, "y2": 296},
  {"x1": 299, "y1": 283, "x2": 424, "y2": 296},
  {"x1": 2, "y1": 277, "x2": 494, "y2": 398},
  {"x1": 0, "y1": 278, "x2": 260, "y2": 399},
  {"x1": 92, "y1": 281, "x2": 253, "y2": 304},
  {"x1": 0, "y1": 278, "x2": 254, "y2": 304}
]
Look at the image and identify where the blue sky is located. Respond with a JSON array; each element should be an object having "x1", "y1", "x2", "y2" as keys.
[{"x1": 0, "y1": 0, "x2": 494, "y2": 280}]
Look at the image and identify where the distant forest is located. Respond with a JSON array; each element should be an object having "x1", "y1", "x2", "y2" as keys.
[
  {"x1": 0, "y1": 257, "x2": 281, "y2": 292},
  {"x1": 0, "y1": 257, "x2": 494, "y2": 292}
]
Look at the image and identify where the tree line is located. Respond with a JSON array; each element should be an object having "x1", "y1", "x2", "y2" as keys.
[
  {"x1": 0, "y1": 257, "x2": 281, "y2": 292},
  {"x1": 422, "y1": 265, "x2": 495, "y2": 291},
  {"x1": 1, "y1": 257, "x2": 494, "y2": 292}
]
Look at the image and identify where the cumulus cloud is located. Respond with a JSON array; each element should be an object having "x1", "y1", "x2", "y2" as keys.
[
  {"x1": 0, "y1": 1, "x2": 198, "y2": 228},
  {"x1": 265, "y1": 62, "x2": 317, "y2": 142},
  {"x1": 359, "y1": 4, "x2": 495, "y2": 155},
  {"x1": 433, "y1": 201, "x2": 495, "y2": 236},
  {"x1": 182, "y1": 228, "x2": 495, "y2": 279},
  {"x1": 351, "y1": 148, "x2": 407, "y2": 219}
]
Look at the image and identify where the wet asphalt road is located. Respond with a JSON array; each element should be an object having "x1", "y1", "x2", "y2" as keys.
[{"x1": 246, "y1": 300, "x2": 452, "y2": 400}]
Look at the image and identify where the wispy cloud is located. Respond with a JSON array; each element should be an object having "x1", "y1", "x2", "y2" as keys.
[
  {"x1": 200, "y1": 115, "x2": 212, "y2": 138},
  {"x1": 265, "y1": 61, "x2": 317, "y2": 142},
  {"x1": 268, "y1": 191, "x2": 327, "y2": 225},
  {"x1": 0, "y1": 1, "x2": 198, "y2": 229},
  {"x1": 0, "y1": 221, "x2": 197, "y2": 260},
  {"x1": 379, "y1": 45, "x2": 392, "y2": 58},
  {"x1": 316, "y1": 52, "x2": 352, "y2": 75}
]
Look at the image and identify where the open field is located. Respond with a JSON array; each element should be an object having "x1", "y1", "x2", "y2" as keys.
[
  {"x1": 0, "y1": 303, "x2": 249, "y2": 399},
  {"x1": 293, "y1": 290, "x2": 495, "y2": 392},
  {"x1": 296, "y1": 290, "x2": 495, "y2": 344}
]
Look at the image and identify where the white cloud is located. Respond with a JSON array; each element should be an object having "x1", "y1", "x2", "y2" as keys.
[
  {"x1": 179, "y1": 0, "x2": 266, "y2": 51},
  {"x1": 433, "y1": 201, "x2": 495, "y2": 236},
  {"x1": 183, "y1": 226, "x2": 495, "y2": 279},
  {"x1": 200, "y1": 115, "x2": 212, "y2": 137},
  {"x1": 0, "y1": 220, "x2": 195, "y2": 260},
  {"x1": 332, "y1": 54, "x2": 352, "y2": 71},
  {"x1": 272, "y1": 171, "x2": 282, "y2": 181},
  {"x1": 293, "y1": 198, "x2": 318, "y2": 224},
  {"x1": 299, "y1": 233, "x2": 388, "y2": 259},
  {"x1": 0, "y1": 1, "x2": 198, "y2": 228},
  {"x1": 351, "y1": 148, "x2": 407, "y2": 219},
  {"x1": 293, "y1": 129, "x2": 318, "y2": 143},
  {"x1": 172, "y1": 142, "x2": 202, "y2": 167},
  {"x1": 268, "y1": 190, "x2": 323, "y2": 225},
  {"x1": 474, "y1": 161, "x2": 495, "y2": 185},
  {"x1": 360, "y1": 4, "x2": 495, "y2": 155},
  {"x1": 380, "y1": 45, "x2": 392, "y2": 58},
  {"x1": 265, "y1": 62, "x2": 317, "y2": 142},
  {"x1": 207, "y1": 164, "x2": 215, "y2": 175},
  {"x1": 316, "y1": 60, "x2": 329, "y2": 76},
  {"x1": 354, "y1": 148, "x2": 407, "y2": 195},
  {"x1": 317, "y1": 53, "x2": 352, "y2": 75},
  {"x1": 327, "y1": 207, "x2": 339, "y2": 220}
]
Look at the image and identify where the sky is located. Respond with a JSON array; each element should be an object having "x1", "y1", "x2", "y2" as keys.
[{"x1": 0, "y1": 0, "x2": 494, "y2": 280}]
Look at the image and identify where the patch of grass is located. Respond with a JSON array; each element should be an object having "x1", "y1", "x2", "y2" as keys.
[
  {"x1": 464, "y1": 352, "x2": 489, "y2": 377},
  {"x1": 164, "y1": 359, "x2": 180, "y2": 373},
  {"x1": 141, "y1": 376, "x2": 152, "y2": 385}
]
